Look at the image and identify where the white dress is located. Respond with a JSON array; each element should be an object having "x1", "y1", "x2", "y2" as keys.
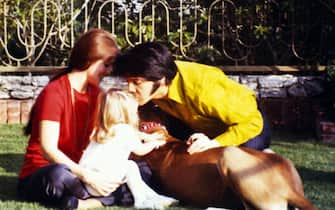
[
  {"x1": 79, "y1": 123, "x2": 142, "y2": 196},
  {"x1": 79, "y1": 123, "x2": 178, "y2": 209}
]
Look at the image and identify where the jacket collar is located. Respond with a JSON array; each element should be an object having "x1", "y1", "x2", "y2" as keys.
[{"x1": 167, "y1": 72, "x2": 184, "y2": 104}]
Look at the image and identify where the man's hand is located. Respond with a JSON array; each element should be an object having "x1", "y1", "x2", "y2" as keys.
[{"x1": 186, "y1": 133, "x2": 220, "y2": 154}]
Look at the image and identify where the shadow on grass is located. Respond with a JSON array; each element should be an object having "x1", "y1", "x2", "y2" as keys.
[
  {"x1": 0, "y1": 153, "x2": 24, "y2": 201},
  {"x1": 297, "y1": 167, "x2": 335, "y2": 210},
  {"x1": 298, "y1": 166, "x2": 335, "y2": 183},
  {"x1": 0, "y1": 176, "x2": 18, "y2": 201},
  {"x1": 0, "y1": 152, "x2": 334, "y2": 208},
  {"x1": 0, "y1": 153, "x2": 24, "y2": 173}
]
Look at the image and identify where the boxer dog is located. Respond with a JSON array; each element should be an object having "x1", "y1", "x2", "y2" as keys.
[{"x1": 131, "y1": 104, "x2": 317, "y2": 210}]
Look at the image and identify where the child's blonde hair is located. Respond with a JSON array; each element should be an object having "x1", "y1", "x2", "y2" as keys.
[{"x1": 91, "y1": 88, "x2": 139, "y2": 143}]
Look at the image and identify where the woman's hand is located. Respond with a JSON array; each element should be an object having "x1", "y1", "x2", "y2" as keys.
[
  {"x1": 186, "y1": 133, "x2": 220, "y2": 154},
  {"x1": 81, "y1": 169, "x2": 123, "y2": 196}
]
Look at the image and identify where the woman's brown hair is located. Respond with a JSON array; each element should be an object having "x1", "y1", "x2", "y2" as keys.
[{"x1": 24, "y1": 28, "x2": 119, "y2": 135}]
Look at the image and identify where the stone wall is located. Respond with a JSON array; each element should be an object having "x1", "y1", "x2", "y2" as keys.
[
  {"x1": 0, "y1": 74, "x2": 327, "y2": 131},
  {"x1": 0, "y1": 74, "x2": 325, "y2": 100}
]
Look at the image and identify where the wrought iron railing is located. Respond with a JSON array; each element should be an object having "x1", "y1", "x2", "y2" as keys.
[{"x1": 1, "y1": 0, "x2": 334, "y2": 68}]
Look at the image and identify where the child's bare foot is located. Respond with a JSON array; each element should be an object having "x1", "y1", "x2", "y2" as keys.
[{"x1": 77, "y1": 198, "x2": 103, "y2": 209}]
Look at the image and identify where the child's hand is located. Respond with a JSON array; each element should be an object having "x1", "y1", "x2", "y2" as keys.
[
  {"x1": 132, "y1": 138, "x2": 167, "y2": 156},
  {"x1": 152, "y1": 139, "x2": 167, "y2": 149},
  {"x1": 141, "y1": 132, "x2": 166, "y2": 142}
]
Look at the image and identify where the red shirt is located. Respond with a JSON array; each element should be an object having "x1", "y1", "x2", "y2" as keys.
[{"x1": 19, "y1": 75, "x2": 100, "y2": 178}]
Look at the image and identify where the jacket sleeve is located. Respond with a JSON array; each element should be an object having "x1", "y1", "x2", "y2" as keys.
[
  {"x1": 198, "y1": 79, "x2": 263, "y2": 146},
  {"x1": 213, "y1": 116, "x2": 263, "y2": 146}
]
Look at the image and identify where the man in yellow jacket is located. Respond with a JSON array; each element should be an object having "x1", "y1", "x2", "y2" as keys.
[{"x1": 113, "y1": 42, "x2": 271, "y2": 154}]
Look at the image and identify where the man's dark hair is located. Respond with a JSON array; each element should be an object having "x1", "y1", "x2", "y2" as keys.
[{"x1": 113, "y1": 42, "x2": 177, "y2": 84}]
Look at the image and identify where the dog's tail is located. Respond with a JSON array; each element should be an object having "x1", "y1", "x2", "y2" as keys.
[
  {"x1": 288, "y1": 190, "x2": 317, "y2": 210},
  {"x1": 284, "y1": 158, "x2": 318, "y2": 210}
]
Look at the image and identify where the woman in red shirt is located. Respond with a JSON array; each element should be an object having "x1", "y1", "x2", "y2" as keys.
[{"x1": 17, "y1": 29, "x2": 153, "y2": 209}]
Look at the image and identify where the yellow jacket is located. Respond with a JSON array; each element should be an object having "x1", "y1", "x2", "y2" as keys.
[{"x1": 153, "y1": 61, "x2": 263, "y2": 146}]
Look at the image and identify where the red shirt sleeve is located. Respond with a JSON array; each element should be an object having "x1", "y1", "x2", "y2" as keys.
[{"x1": 38, "y1": 82, "x2": 64, "y2": 122}]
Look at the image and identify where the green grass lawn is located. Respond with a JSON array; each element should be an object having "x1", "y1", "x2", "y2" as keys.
[{"x1": 0, "y1": 124, "x2": 334, "y2": 210}]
